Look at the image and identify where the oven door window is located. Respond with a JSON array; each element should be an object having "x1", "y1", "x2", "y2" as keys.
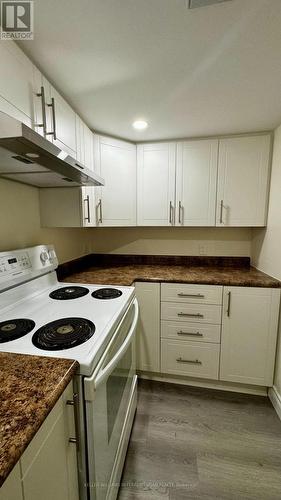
[{"x1": 107, "y1": 344, "x2": 132, "y2": 442}]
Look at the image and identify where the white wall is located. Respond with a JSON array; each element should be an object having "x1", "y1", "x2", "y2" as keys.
[{"x1": 252, "y1": 123, "x2": 281, "y2": 395}]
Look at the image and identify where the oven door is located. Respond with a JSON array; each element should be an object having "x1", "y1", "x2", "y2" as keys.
[{"x1": 84, "y1": 298, "x2": 138, "y2": 500}]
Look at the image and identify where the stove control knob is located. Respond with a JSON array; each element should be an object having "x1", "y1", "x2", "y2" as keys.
[
  {"x1": 40, "y1": 251, "x2": 49, "y2": 264},
  {"x1": 48, "y1": 249, "x2": 56, "y2": 261}
]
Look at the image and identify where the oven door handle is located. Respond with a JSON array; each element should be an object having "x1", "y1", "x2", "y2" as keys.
[{"x1": 94, "y1": 299, "x2": 139, "y2": 391}]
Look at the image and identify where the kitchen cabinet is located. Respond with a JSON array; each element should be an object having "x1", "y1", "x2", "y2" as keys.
[
  {"x1": 0, "y1": 382, "x2": 79, "y2": 500},
  {"x1": 0, "y1": 464, "x2": 23, "y2": 500},
  {"x1": 161, "y1": 283, "x2": 222, "y2": 380},
  {"x1": 40, "y1": 186, "x2": 97, "y2": 227},
  {"x1": 0, "y1": 41, "x2": 34, "y2": 127},
  {"x1": 176, "y1": 139, "x2": 218, "y2": 226},
  {"x1": 33, "y1": 70, "x2": 76, "y2": 156},
  {"x1": 135, "y1": 282, "x2": 160, "y2": 373},
  {"x1": 21, "y1": 382, "x2": 79, "y2": 500},
  {"x1": 137, "y1": 143, "x2": 176, "y2": 226},
  {"x1": 95, "y1": 135, "x2": 137, "y2": 226},
  {"x1": 76, "y1": 115, "x2": 95, "y2": 171},
  {"x1": 220, "y1": 286, "x2": 280, "y2": 386},
  {"x1": 216, "y1": 135, "x2": 271, "y2": 227}
]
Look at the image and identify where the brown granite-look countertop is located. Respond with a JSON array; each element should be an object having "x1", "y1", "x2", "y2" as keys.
[
  {"x1": 0, "y1": 353, "x2": 78, "y2": 487},
  {"x1": 62, "y1": 262, "x2": 281, "y2": 288}
]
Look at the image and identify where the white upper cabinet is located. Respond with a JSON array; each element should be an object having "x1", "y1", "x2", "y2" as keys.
[
  {"x1": 137, "y1": 143, "x2": 176, "y2": 226},
  {"x1": 220, "y1": 286, "x2": 280, "y2": 386},
  {"x1": 176, "y1": 139, "x2": 218, "y2": 226},
  {"x1": 75, "y1": 115, "x2": 94, "y2": 170},
  {"x1": 0, "y1": 41, "x2": 34, "y2": 126},
  {"x1": 95, "y1": 135, "x2": 137, "y2": 226},
  {"x1": 49, "y1": 86, "x2": 77, "y2": 155},
  {"x1": 216, "y1": 135, "x2": 271, "y2": 227}
]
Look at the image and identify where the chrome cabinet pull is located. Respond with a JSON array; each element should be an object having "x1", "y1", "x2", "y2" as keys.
[
  {"x1": 46, "y1": 97, "x2": 57, "y2": 140},
  {"x1": 35, "y1": 86, "x2": 47, "y2": 135},
  {"x1": 177, "y1": 293, "x2": 205, "y2": 298},
  {"x1": 67, "y1": 393, "x2": 80, "y2": 450},
  {"x1": 97, "y1": 198, "x2": 103, "y2": 223},
  {"x1": 220, "y1": 200, "x2": 224, "y2": 224},
  {"x1": 84, "y1": 195, "x2": 90, "y2": 223},
  {"x1": 177, "y1": 312, "x2": 204, "y2": 318},
  {"x1": 177, "y1": 331, "x2": 203, "y2": 337},
  {"x1": 227, "y1": 291, "x2": 231, "y2": 317},
  {"x1": 178, "y1": 201, "x2": 183, "y2": 224},
  {"x1": 176, "y1": 357, "x2": 202, "y2": 365},
  {"x1": 169, "y1": 201, "x2": 174, "y2": 225}
]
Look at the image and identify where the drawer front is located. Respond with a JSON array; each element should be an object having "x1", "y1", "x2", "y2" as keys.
[
  {"x1": 161, "y1": 321, "x2": 221, "y2": 343},
  {"x1": 161, "y1": 339, "x2": 220, "y2": 379},
  {"x1": 161, "y1": 283, "x2": 223, "y2": 305},
  {"x1": 161, "y1": 302, "x2": 222, "y2": 324}
]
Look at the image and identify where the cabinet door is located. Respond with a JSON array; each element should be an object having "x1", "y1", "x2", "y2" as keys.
[
  {"x1": 0, "y1": 464, "x2": 23, "y2": 500},
  {"x1": 49, "y1": 86, "x2": 77, "y2": 156},
  {"x1": 21, "y1": 383, "x2": 79, "y2": 500},
  {"x1": 216, "y1": 135, "x2": 271, "y2": 226},
  {"x1": 96, "y1": 135, "x2": 136, "y2": 226},
  {"x1": 83, "y1": 124, "x2": 94, "y2": 171},
  {"x1": 220, "y1": 287, "x2": 280, "y2": 386},
  {"x1": 81, "y1": 187, "x2": 97, "y2": 227},
  {"x1": 135, "y1": 282, "x2": 160, "y2": 373},
  {"x1": 137, "y1": 143, "x2": 176, "y2": 226},
  {"x1": 176, "y1": 140, "x2": 218, "y2": 226},
  {"x1": 0, "y1": 41, "x2": 34, "y2": 126}
]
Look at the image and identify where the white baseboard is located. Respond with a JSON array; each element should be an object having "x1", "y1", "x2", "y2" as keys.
[
  {"x1": 137, "y1": 371, "x2": 267, "y2": 396},
  {"x1": 268, "y1": 386, "x2": 281, "y2": 421}
]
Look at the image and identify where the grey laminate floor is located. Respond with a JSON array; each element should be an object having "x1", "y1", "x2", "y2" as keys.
[{"x1": 118, "y1": 380, "x2": 281, "y2": 500}]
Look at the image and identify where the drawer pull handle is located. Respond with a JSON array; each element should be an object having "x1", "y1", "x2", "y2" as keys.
[
  {"x1": 176, "y1": 357, "x2": 202, "y2": 365},
  {"x1": 177, "y1": 331, "x2": 203, "y2": 337},
  {"x1": 177, "y1": 293, "x2": 205, "y2": 298},
  {"x1": 177, "y1": 312, "x2": 204, "y2": 318},
  {"x1": 69, "y1": 437, "x2": 77, "y2": 444}
]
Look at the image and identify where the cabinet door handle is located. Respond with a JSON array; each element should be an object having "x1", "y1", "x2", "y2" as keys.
[
  {"x1": 46, "y1": 97, "x2": 57, "y2": 140},
  {"x1": 67, "y1": 393, "x2": 80, "y2": 450},
  {"x1": 178, "y1": 201, "x2": 183, "y2": 224},
  {"x1": 97, "y1": 198, "x2": 103, "y2": 223},
  {"x1": 84, "y1": 195, "x2": 90, "y2": 223},
  {"x1": 177, "y1": 312, "x2": 204, "y2": 318},
  {"x1": 227, "y1": 291, "x2": 231, "y2": 317},
  {"x1": 169, "y1": 201, "x2": 174, "y2": 225},
  {"x1": 220, "y1": 200, "x2": 224, "y2": 224},
  {"x1": 177, "y1": 331, "x2": 203, "y2": 337},
  {"x1": 177, "y1": 293, "x2": 205, "y2": 298},
  {"x1": 176, "y1": 357, "x2": 202, "y2": 365},
  {"x1": 35, "y1": 86, "x2": 47, "y2": 135}
]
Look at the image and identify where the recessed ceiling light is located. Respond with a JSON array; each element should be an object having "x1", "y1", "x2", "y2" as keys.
[{"x1": 132, "y1": 120, "x2": 148, "y2": 130}]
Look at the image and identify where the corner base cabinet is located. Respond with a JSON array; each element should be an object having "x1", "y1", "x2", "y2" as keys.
[
  {"x1": 135, "y1": 281, "x2": 280, "y2": 389},
  {"x1": 220, "y1": 286, "x2": 280, "y2": 386}
]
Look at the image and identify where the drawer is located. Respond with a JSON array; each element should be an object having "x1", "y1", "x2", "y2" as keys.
[
  {"x1": 161, "y1": 339, "x2": 220, "y2": 380},
  {"x1": 161, "y1": 283, "x2": 223, "y2": 305},
  {"x1": 161, "y1": 321, "x2": 221, "y2": 343},
  {"x1": 161, "y1": 302, "x2": 222, "y2": 325}
]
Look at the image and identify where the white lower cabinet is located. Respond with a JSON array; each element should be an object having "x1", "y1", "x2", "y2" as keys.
[
  {"x1": 0, "y1": 382, "x2": 79, "y2": 500},
  {"x1": 135, "y1": 282, "x2": 160, "y2": 373},
  {"x1": 161, "y1": 340, "x2": 220, "y2": 379},
  {"x1": 0, "y1": 464, "x2": 22, "y2": 500},
  {"x1": 136, "y1": 281, "x2": 280, "y2": 388},
  {"x1": 220, "y1": 286, "x2": 280, "y2": 386}
]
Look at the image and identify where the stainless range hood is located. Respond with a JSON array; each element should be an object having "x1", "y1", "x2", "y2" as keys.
[{"x1": 0, "y1": 111, "x2": 104, "y2": 188}]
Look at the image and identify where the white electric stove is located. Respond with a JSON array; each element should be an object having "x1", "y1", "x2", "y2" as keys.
[{"x1": 0, "y1": 245, "x2": 138, "y2": 500}]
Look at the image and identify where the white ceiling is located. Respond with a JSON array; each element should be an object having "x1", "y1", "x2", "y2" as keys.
[{"x1": 20, "y1": 0, "x2": 281, "y2": 142}]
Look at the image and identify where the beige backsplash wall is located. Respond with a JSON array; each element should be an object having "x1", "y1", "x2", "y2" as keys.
[
  {"x1": 90, "y1": 227, "x2": 252, "y2": 256},
  {"x1": 0, "y1": 178, "x2": 94, "y2": 263}
]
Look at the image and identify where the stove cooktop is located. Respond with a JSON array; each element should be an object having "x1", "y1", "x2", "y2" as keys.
[
  {"x1": 0, "y1": 272, "x2": 135, "y2": 376},
  {"x1": 49, "y1": 286, "x2": 90, "y2": 300}
]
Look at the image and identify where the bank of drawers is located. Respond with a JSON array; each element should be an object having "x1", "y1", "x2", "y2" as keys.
[{"x1": 161, "y1": 283, "x2": 223, "y2": 380}]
